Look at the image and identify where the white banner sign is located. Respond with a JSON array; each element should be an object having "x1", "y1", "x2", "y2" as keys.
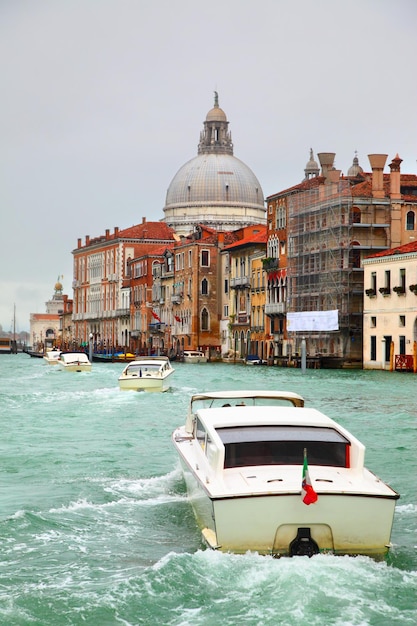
[{"x1": 287, "y1": 310, "x2": 339, "y2": 332}]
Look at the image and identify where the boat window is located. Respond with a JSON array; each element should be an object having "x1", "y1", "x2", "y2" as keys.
[
  {"x1": 219, "y1": 426, "x2": 350, "y2": 468},
  {"x1": 206, "y1": 434, "x2": 217, "y2": 464},
  {"x1": 196, "y1": 417, "x2": 206, "y2": 451}
]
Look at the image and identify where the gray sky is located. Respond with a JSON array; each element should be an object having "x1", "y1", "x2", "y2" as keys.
[{"x1": 1, "y1": 0, "x2": 416, "y2": 333}]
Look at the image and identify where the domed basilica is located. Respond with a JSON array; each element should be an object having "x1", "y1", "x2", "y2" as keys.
[{"x1": 163, "y1": 93, "x2": 266, "y2": 235}]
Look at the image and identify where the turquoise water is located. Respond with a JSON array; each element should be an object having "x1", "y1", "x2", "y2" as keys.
[{"x1": 0, "y1": 354, "x2": 416, "y2": 626}]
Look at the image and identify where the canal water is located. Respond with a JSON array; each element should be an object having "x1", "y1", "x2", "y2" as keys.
[{"x1": 0, "y1": 354, "x2": 416, "y2": 625}]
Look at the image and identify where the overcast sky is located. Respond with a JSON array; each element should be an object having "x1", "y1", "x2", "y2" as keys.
[{"x1": 1, "y1": 0, "x2": 416, "y2": 333}]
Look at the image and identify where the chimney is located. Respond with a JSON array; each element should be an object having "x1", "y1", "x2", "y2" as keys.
[
  {"x1": 85, "y1": 235, "x2": 90, "y2": 246},
  {"x1": 142, "y1": 217, "x2": 146, "y2": 224},
  {"x1": 77, "y1": 238, "x2": 82, "y2": 248},
  {"x1": 105, "y1": 229, "x2": 110, "y2": 239},
  {"x1": 368, "y1": 154, "x2": 388, "y2": 199},
  {"x1": 114, "y1": 227, "x2": 119, "y2": 236},
  {"x1": 327, "y1": 169, "x2": 341, "y2": 184},
  {"x1": 389, "y1": 154, "x2": 402, "y2": 200},
  {"x1": 317, "y1": 153, "x2": 336, "y2": 179}
]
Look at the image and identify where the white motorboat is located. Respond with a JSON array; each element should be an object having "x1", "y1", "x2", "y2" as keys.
[
  {"x1": 118, "y1": 356, "x2": 174, "y2": 392},
  {"x1": 182, "y1": 350, "x2": 208, "y2": 363},
  {"x1": 172, "y1": 390, "x2": 399, "y2": 558},
  {"x1": 43, "y1": 349, "x2": 61, "y2": 365},
  {"x1": 57, "y1": 352, "x2": 92, "y2": 372}
]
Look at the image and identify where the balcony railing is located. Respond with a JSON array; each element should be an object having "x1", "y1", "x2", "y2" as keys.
[
  {"x1": 262, "y1": 258, "x2": 279, "y2": 271},
  {"x1": 149, "y1": 323, "x2": 166, "y2": 333},
  {"x1": 230, "y1": 276, "x2": 251, "y2": 289},
  {"x1": 171, "y1": 294, "x2": 182, "y2": 304},
  {"x1": 265, "y1": 302, "x2": 286, "y2": 315}
]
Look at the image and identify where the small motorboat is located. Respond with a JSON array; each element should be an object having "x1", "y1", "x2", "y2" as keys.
[
  {"x1": 43, "y1": 349, "x2": 61, "y2": 365},
  {"x1": 58, "y1": 352, "x2": 92, "y2": 372},
  {"x1": 172, "y1": 390, "x2": 399, "y2": 558},
  {"x1": 118, "y1": 356, "x2": 174, "y2": 392},
  {"x1": 182, "y1": 350, "x2": 208, "y2": 363},
  {"x1": 245, "y1": 354, "x2": 267, "y2": 365}
]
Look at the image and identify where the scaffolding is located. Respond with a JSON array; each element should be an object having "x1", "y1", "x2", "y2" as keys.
[{"x1": 287, "y1": 180, "x2": 362, "y2": 363}]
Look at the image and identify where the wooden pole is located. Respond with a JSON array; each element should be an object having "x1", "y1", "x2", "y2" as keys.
[{"x1": 389, "y1": 340, "x2": 394, "y2": 372}]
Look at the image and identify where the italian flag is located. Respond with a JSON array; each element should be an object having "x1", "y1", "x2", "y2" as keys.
[{"x1": 302, "y1": 448, "x2": 318, "y2": 505}]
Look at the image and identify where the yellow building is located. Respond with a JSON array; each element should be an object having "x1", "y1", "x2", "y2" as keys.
[{"x1": 363, "y1": 241, "x2": 417, "y2": 371}]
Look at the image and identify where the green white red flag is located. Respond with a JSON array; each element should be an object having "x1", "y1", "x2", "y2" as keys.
[{"x1": 301, "y1": 448, "x2": 318, "y2": 505}]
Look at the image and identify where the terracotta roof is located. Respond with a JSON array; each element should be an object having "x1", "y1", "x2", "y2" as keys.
[
  {"x1": 129, "y1": 242, "x2": 174, "y2": 261},
  {"x1": 223, "y1": 226, "x2": 267, "y2": 251},
  {"x1": 268, "y1": 172, "x2": 417, "y2": 201},
  {"x1": 267, "y1": 176, "x2": 324, "y2": 200},
  {"x1": 119, "y1": 221, "x2": 176, "y2": 240},
  {"x1": 366, "y1": 240, "x2": 417, "y2": 259}
]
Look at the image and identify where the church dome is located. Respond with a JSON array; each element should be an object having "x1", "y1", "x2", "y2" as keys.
[
  {"x1": 165, "y1": 153, "x2": 264, "y2": 208},
  {"x1": 206, "y1": 105, "x2": 227, "y2": 122},
  {"x1": 163, "y1": 94, "x2": 265, "y2": 235},
  {"x1": 347, "y1": 153, "x2": 363, "y2": 177}
]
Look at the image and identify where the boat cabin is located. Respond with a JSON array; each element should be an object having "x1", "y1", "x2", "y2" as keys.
[{"x1": 186, "y1": 396, "x2": 364, "y2": 476}]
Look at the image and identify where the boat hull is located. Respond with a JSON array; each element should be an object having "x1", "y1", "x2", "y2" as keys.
[
  {"x1": 182, "y1": 352, "x2": 208, "y2": 363},
  {"x1": 43, "y1": 351, "x2": 61, "y2": 365},
  {"x1": 118, "y1": 374, "x2": 172, "y2": 392},
  {"x1": 58, "y1": 363, "x2": 92, "y2": 372},
  {"x1": 178, "y1": 457, "x2": 397, "y2": 558}
]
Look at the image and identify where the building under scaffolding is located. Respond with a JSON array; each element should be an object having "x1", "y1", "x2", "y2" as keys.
[{"x1": 286, "y1": 157, "x2": 391, "y2": 366}]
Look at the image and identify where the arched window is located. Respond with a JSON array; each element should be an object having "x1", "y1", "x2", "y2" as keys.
[
  {"x1": 201, "y1": 278, "x2": 208, "y2": 295},
  {"x1": 406, "y1": 211, "x2": 415, "y2": 231},
  {"x1": 201, "y1": 308, "x2": 209, "y2": 331},
  {"x1": 352, "y1": 207, "x2": 361, "y2": 224},
  {"x1": 349, "y1": 242, "x2": 361, "y2": 268}
]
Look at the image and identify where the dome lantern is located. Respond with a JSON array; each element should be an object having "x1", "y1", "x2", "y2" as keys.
[{"x1": 304, "y1": 148, "x2": 320, "y2": 180}]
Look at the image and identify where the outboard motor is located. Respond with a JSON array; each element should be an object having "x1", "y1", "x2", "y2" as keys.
[{"x1": 289, "y1": 527, "x2": 319, "y2": 557}]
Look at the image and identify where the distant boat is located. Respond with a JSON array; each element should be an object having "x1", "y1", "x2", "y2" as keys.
[
  {"x1": 92, "y1": 352, "x2": 136, "y2": 363},
  {"x1": 1, "y1": 304, "x2": 18, "y2": 354},
  {"x1": 182, "y1": 350, "x2": 208, "y2": 363},
  {"x1": 43, "y1": 349, "x2": 62, "y2": 365},
  {"x1": 58, "y1": 352, "x2": 92, "y2": 372},
  {"x1": 0, "y1": 337, "x2": 13, "y2": 355},
  {"x1": 118, "y1": 356, "x2": 174, "y2": 392}
]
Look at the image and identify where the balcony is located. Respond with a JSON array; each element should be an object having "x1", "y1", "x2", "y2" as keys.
[
  {"x1": 230, "y1": 276, "x2": 251, "y2": 289},
  {"x1": 85, "y1": 311, "x2": 99, "y2": 320},
  {"x1": 149, "y1": 322, "x2": 166, "y2": 333},
  {"x1": 265, "y1": 302, "x2": 286, "y2": 315},
  {"x1": 262, "y1": 258, "x2": 279, "y2": 272},
  {"x1": 230, "y1": 313, "x2": 249, "y2": 325},
  {"x1": 171, "y1": 294, "x2": 182, "y2": 304},
  {"x1": 116, "y1": 308, "x2": 130, "y2": 317}
]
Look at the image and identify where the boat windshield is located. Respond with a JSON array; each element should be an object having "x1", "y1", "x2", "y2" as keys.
[
  {"x1": 218, "y1": 426, "x2": 350, "y2": 468},
  {"x1": 127, "y1": 364, "x2": 161, "y2": 373},
  {"x1": 191, "y1": 396, "x2": 302, "y2": 412}
]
